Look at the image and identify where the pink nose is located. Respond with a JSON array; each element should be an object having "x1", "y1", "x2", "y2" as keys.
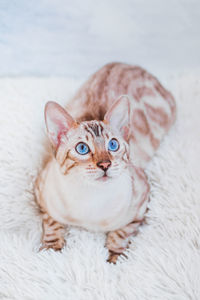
[{"x1": 97, "y1": 160, "x2": 111, "y2": 171}]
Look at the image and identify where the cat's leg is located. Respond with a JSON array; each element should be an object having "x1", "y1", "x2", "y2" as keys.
[
  {"x1": 39, "y1": 212, "x2": 66, "y2": 251},
  {"x1": 35, "y1": 171, "x2": 66, "y2": 251},
  {"x1": 106, "y1": 219, "x2": 144, "y2": 264}
]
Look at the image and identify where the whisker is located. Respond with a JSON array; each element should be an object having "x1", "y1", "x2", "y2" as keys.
[{"x1": 87, "y1": 172, "x2": 97, "y2": 174}]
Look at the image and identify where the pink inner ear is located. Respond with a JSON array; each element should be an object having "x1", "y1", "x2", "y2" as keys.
[
  {"x1": 104, "y1": 95, "x2": 131, "y2": 140},
  {"x1": 122, "y1": 125, "x2": 130, "y2": 141},
  {"x1": 45, "y1": 101, "x2": 75, "y2": 149},
  {"x1": 51, "y1": 122, "x2": 68, "y2": 149}
]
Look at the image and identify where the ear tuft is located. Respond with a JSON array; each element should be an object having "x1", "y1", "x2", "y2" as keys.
[
  {"x1": 104, "y1": 95, "x2": 131, "y2": 140},
  {"x1": 44, "y1": 101, "x2": 75, "y2": 149}
]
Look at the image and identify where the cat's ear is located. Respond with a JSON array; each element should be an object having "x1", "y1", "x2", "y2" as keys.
[
  {"x1": 104, "y1": 95, "x2": 131, "y2": 140},
  {"x1": 45, "y1": 101, "x2": 76, "y2": 149}
]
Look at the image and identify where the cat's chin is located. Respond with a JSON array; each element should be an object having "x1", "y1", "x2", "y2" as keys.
[{"x1": 96, "y1": 174, "x2": 111, "y2": 182}]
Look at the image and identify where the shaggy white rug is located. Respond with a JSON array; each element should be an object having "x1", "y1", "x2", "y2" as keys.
[{"x1": 0, "y1": 74, "x2": 200, "y2": 300}]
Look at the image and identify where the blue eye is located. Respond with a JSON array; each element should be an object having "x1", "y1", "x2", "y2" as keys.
[
  {"x1": 108, "y1": 139, "x2": 119, "y2": 152},
  {"x1": 75, "y1": 142, "x2": 90, "y2": 155}
]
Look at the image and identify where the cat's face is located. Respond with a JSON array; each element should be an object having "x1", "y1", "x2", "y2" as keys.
[
  {"x1": 45, "y1": 97, "x2": 131, "y2": 183},
  {"x1": 56, "y1": 120, "x2": 129, "y2": 182}
]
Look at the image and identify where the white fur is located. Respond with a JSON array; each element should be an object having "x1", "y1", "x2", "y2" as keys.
[
  {"x1": 0, "y1": 75, "x2": 200, "y2": 299},
  {"x1": 43, "y1": 159, "x2": 133, "y2": 232}
]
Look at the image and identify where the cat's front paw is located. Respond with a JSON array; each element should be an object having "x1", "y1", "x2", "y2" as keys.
[
  {"x1": 107, "y1": 251, "x2": 119, "y2": 264},
  {"x1": 39, "y1": 237, "x2": 66, "y2": 252},
  {"x1": 107, "y1": 251, "x2": 128, "y2": 264}
]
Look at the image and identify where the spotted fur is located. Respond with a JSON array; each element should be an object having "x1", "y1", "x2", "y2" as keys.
[{"x1": 35, "y1": 62, "x2": 176, "y2": 263}]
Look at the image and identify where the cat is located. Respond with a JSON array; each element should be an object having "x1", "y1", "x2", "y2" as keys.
[{"x1": 34, "y1": 62, "x2": 176, "y2": 263}]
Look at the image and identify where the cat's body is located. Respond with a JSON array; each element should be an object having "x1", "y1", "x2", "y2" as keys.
[{"x1": 35, "y1": 62, "x2": 176, "y2": 263}]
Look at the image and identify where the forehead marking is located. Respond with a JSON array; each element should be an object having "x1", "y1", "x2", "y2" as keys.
[
  {"x1": 84, "y1": 122, "x2": 104, "y2": 137},
  {"x1": 105, "y1": 133, "x2": 109, "y2": 139},
  {"x1": 88, "y1": 123, "x2": 100, "y2": 137},
  {"x1": 83, "y1": 124, "x2": 96, "y2": 138}
]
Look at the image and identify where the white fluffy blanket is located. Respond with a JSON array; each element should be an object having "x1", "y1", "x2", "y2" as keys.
[{"x1": 0, "y1": 75, "x2": 200, "y2": 300}]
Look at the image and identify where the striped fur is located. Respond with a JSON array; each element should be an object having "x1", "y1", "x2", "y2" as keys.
[{"x1": 35, "y1": 62, "x2": 176, "y2": 263}]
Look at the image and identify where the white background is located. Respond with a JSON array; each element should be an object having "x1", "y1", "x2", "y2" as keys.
[{"x1": 0, "y1": 0, "x2": 200, "y2": 79}]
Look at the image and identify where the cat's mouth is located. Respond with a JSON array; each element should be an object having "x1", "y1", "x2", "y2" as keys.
[{"x1": 97, "y1": 173, "x2": 111, "y2": 182}]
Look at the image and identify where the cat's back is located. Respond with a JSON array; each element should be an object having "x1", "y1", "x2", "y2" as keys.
[{"x1": 66, "y1": 62, "x2": 176, "y2": 126}]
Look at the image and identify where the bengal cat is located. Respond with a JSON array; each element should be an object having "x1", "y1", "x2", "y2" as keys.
[{"x1": 35, "y1": 62, "x2": 176, "y2": 263}]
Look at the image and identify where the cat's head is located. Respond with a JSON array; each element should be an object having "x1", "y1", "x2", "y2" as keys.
[{"x1": 44, "y1": 96, "x2": 131, "y2": 183}]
